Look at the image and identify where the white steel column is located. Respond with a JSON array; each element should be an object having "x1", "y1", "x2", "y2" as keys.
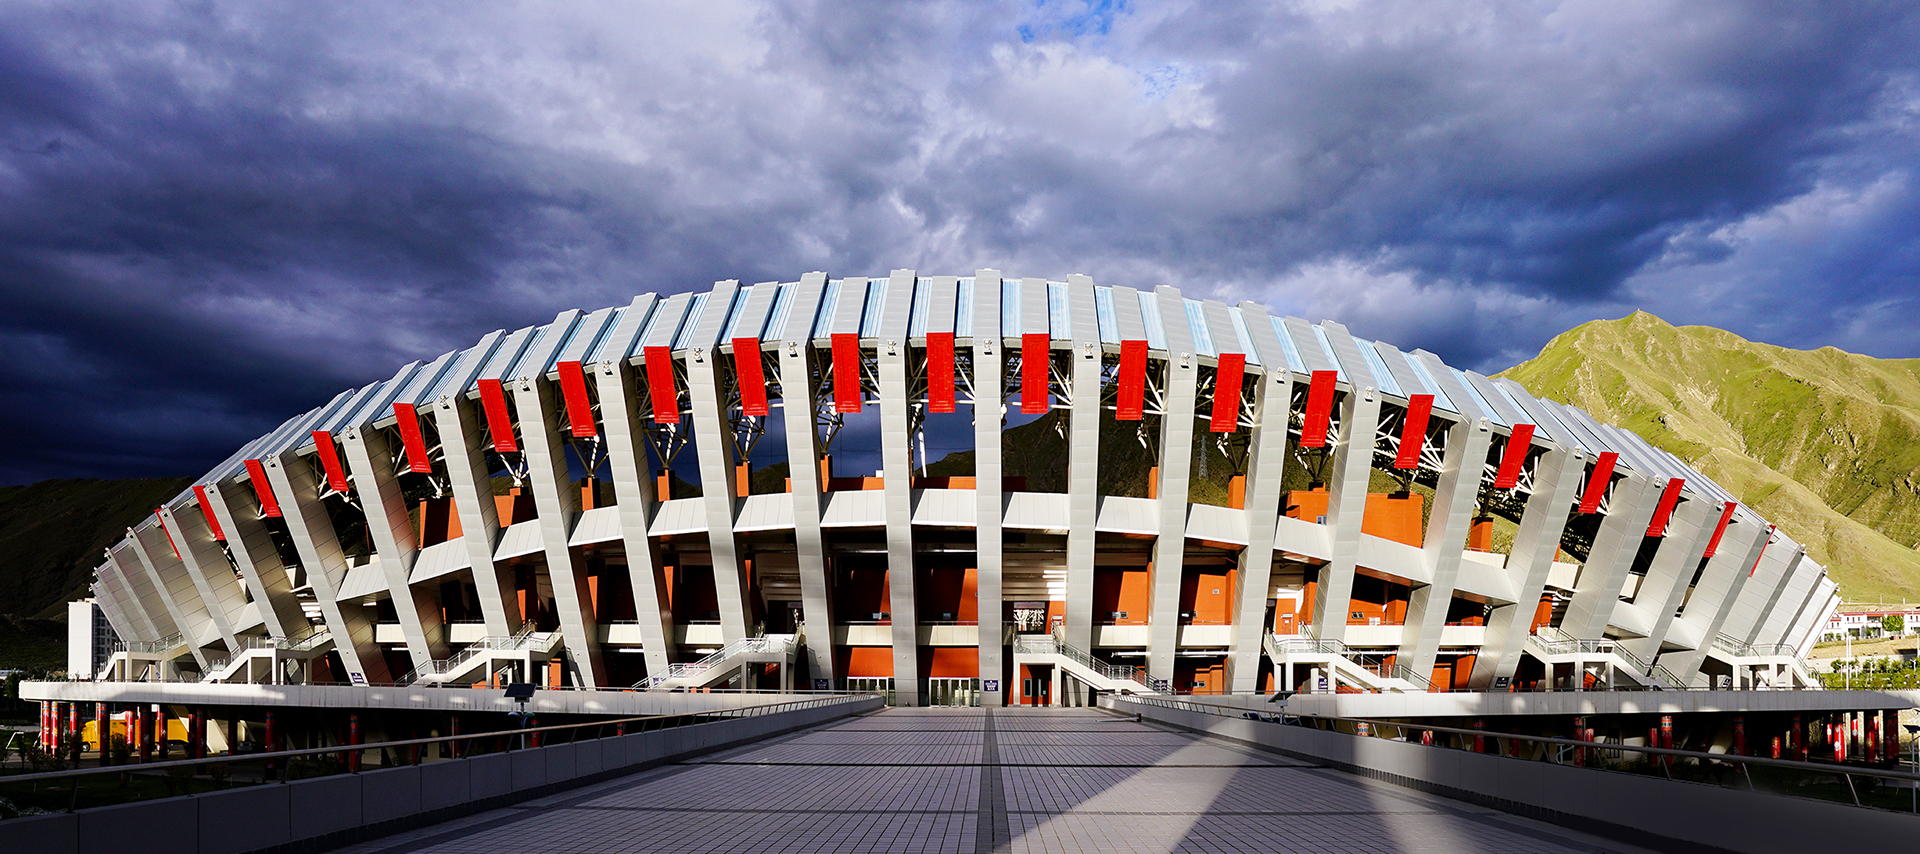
[
  {"x1": 684, "y1": 281, "x2": 753, "y2": 645},
  {"x1": 260, "y1": 451, "x2": 388, "y2": 683},
  {"x1": 1618, "y1": 497, "x2": 1716, "y2": 663},
  {"x1": 432, "y1": 393, "x2": 520, "y2": 638},
  {"x1": 125, "y1": 526, "x2": 214, "y2": 669},
  {"x1": 1473, "y1": 447, "x2": 1584, "y2": 689},
  {"x1": 1558, "y1": 476, "x2": 1659, "y2": 640},
  {"x1": 1309, "y1": 387, "x2": 1382, "y2": 645},
  {"x1": 973, "y1": 269, "x2": 1006, "y2": 705},
  {"x1": 1062, "y1": 274, "x2": 1101, "y2": 652},
  {"x1": 1662, "y1": 520, "x2": 1769, "y2": 682},
  {"x1": 339, "y1": 426, "x2": 448, "y2": 672},
  {"x1": 1228, "y1": 362, "x2": 1294, "y2": 692},
  {"x1": 1398, "y1": 416, "x2": 1493, "y2": 680},
  {"x1": 595, "y1": 328, "x2": 677, "y2": 677},
  {"x1": 156, "y1": 505, "x2": 242, "y2": 651},
  {"x1": 779, "y1": 273, "x2": 835, "y2": 685},
  {"x1": 204, "y1": 482, "x2": 308, "y2": 638},
  {"x1": 878, "y1": 269, "x2": 921, "y2": 705},
  {"x1": 104, "y1": 546, "x2": 170, "y2": 642},
  {"x1": 512, "y1": 372, "x2": 608, "y2": 687},
  {"x1": 1147, "y1": 285, "x2": 1197, "y2": 686}
]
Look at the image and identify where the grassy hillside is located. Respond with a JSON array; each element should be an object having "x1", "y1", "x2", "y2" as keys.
[
  {"x1": 1499, "y1": 312, "x2": 1920, "y2": 600},
  {"x1": 0, "y1": 478, "x2": 193, "y2": 669}
]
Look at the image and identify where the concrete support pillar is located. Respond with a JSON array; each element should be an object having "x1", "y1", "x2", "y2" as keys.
[
  {"x1": 876, "y1": 269, "x2": 921, "y2": 706},
  {"x1": 973, "y1": 270, "x2": 1006, "y2": 706},
  {"x1": 1399, "y1": 415, "x2": 1492, "y2": 679},
  {"x1": 1148, "y1": 286, "x2": 1198, "y2": 685},
  {"x1": 776, "y1": 273, "x2": 836, "y2": 687}
]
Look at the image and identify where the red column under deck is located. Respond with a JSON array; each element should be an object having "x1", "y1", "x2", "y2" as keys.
[
  {"x1": 1021, "y1": 333, "x2": 1050, "y2": 414},
  {"x1": 1393, "y1": 394, "x2": 1435, "y2": 470},
  {"x1": 392, "y1": 403, "x2": 434, "y2": 473},
  {"x1": 1646, "y1": 478, "x2": 1686, "y2": 537},
  {"x1": 244, "y1": 459, "x2": 282, "y2": 517},
  {"x1": 192, "y1": 485, "x2": 226, "y2": 541},
  {"x1": 927, "y1": 332, "x2": 956, "y2": 414},
  {"x1": 312, "y1": 431, "x2": 352, "y2": 492},
  {"x1": 644, "y1": 346, "x2": 680, "y2": 423},
  {"x1": 1701, "y1": 501, "x2": 1739, "y2": 557},
  {"x1": 732, "y1": 339, "x2": 770, "y2": 417},
  {"x1": 1493, "y1": 424, "x2": 1535, "y2": 489},
  {"x1": 1116, "y1": 340, "x2": 1148, "y2": 421},
  {"x1": 831, "y1": 334, "x2": 863, "y2": 414},
  {"x1": 1209, "y1": 354, "x2": 1245, "y2": 433},
  {"x1": 1301, "y1": 370, "x2": 1338, "y2": 448},
  {"x1": 556, "y1": 361, "x2": 598, "y2": 438},
  {"x1": 1578, "y1": 451, "x2": 1618, "y2": 513},
  {"x1": 477, "y1": 380, "x2": 520, "y2": 452}
]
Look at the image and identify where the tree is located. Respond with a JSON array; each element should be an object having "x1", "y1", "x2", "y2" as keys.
[{"x1": 1883, "y1": 614, "x2": 1906, "y2": 636}]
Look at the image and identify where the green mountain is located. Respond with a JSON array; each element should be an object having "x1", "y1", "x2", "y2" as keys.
[
  {"x1": 0, "y1": 477, "x2": 193, "y2": 670},
  {"x1": 1499, "y1": 312, "x2": 1920, "y2": 601}
]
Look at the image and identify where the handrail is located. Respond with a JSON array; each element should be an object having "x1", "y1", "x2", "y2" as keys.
[
  {"x1": 1111, "y1": 694, "x2": 1920, "y2": 810},
  {"x1": 1017, "y1": 629, "x2": 1149, "y2": 684},
  {"x1": 634, "y1": 634, "x2": 799, "y2": 689},
  {"x1": 0, "y1": 693, "x2": 880, "y2": 794}
]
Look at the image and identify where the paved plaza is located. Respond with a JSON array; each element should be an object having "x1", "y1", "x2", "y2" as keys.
[{"x1": 328, "y1": 708, "x2": 1644, "y2": 854}]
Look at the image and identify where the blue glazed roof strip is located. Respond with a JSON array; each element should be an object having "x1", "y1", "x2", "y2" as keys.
[
  {"x1": 1308, "y1": 326, "x2": 1349, "y2": 382},
  {"x1": 1229, "y1": 309, "x2": 1261, "y2": 366},
  {"x1": 1399, "y1": 353, "x2": 1456, "y2": 414},
  {"x1": 810, "y1": 279, "x2": 842, "y2": 341},
  {"x1": 1183, "y1": 300, "x2": 1214, "y2": 357},
  {"x1": 1449, "y1": 368, "x2": 1507, "y2": 428},
  {"x1": 859, "y1": 278, "x2": 887, "y2": 338},
  {"x1": 1001, "y1": 278, "x2": 1021, "y2": 337},
  {"x1": 1267, "y1": 317, "x2": 1306, "y2": 373},
  {"x1": 717, "y1": 286, "x2": 751, "y2": 341},
  {"x1": 1137, "y1": 290, "x2": 1165, "y2": 351},
  {"x1": 671, "y1": 293, "x2": 709, "y2": 350},
  {"x1": 1281, "y1": 318, "x2": 1334, "y2": 376},
  {"x1": 1048, "y1": 281, "x2": 1071, "y2": 339},
  {"x1": 589, "y1": 299, "x2": 649, "y2": 364},
  {"x1": 908, "y1": 277, "x2": 932, "y2": 338},
  {"x1": 1093, "y1": 287, "x2": 1118, "y2": 343},
  {"x1": 956, "y1": 277, "x2": 975, "y2": 336},
  {"x1": 397, "y1": 350, "x2": 459, "y2": 405},
  {"x1": 764, "y1": 283, "x2": 795, "y2": 341},
  {"x1": 1351, "y1": 338, "x2": 1403, "y2": 398},
  {"x1": 504, "y1": 325, "x2": 552, "y2": 379}
]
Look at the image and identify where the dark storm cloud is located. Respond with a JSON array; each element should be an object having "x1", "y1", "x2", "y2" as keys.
[{"x1": 2, "y1": 0, "x2": 1916, "y2": 484}]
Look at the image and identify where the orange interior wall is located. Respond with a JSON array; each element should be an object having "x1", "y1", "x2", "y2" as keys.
[
  {"x1": 1179, "y1": 567, "x2": 1234, "y2": 624},
  {"x1": 1284, "y1": 490, "x2": 1427, "y2": 547},
  {"x1": 1531, "y1": 594, "x2": 1555, "y2": 632},
  {"x1": 417, "y1": 497, "x2": 461, "y2": 546},
  {"x1": 1468, "y1": 516, "x2": 1495, "y2": 551},
  {"x1": 495, "y1": 489, "x2": 538, "y2": 525},
  {"x1": 917, "y1": 566, "x2": 977, "y2": 622},
  {"x1": 919, "y1": 646, "x2": 979, "y2": 678},
  {"x1": 840, "y1": 646, "x2": 895, "y2": 677},
  {"x1": 1093, "y1": 568, "x2": 1152, "y2": 622},
  {"x1": 836, "y1": 563, "x2": 891, "y2": 621}
]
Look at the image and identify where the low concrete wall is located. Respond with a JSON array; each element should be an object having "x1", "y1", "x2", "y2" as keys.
[
  {"x1": 1105, "y1": 696, "x2": 1920, "y2": 854},
  {"x1": 3, "y1": 696, "x2": 879, "y2": 854},
  {"x1": 20, "y1": 680, "x2": 844, "y2": 717}
]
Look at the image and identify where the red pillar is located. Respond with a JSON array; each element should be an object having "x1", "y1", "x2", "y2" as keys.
[
  {"x1": 1886, "y1": 712, "x2": 1902, "y2": 767},
  {"x1": 1733, "y1": 716, "x2": 1745, "y2": 757},
  {"x1": 96, "y1": 702, "x2": 109, "y2": 764},
  {"x1": 156, "y1": 706, "x2": 169, "y2": 760},
  {"x1": 529, "y1": 717, "x2": 542, "y2": 749},
  {"x1": 1831, "y1": 718, "x2": 1844, "y2": 762},
  {"x1": 1867, "y1": 711, "x2": 1880, "y2": 763},
  {"x1": 40, "y1": 702, "x2": 49, "y2": 748},
  {"x1": 193, "y1": 709, "x2": 206, "y2": 759},
  {"x1": 1573, "y1": 717, "x2": 1586, "y2": 766},
  {"x1": 140, "y1": 706, "x2": 153, "y2": 763},
  {"x1": 264, "y1": 711, "x2": 277, "y2": 775},
  {"x1": 1659, "y1": 715, "x2": 1674, "y2": 770},
  {"x1": 1770, "y1": 735, "x2": 1781, "y2": 760},
  {"x1": 451, "y1": 715, "x2": 462, "y2": 759},
  {"x1": 1792, "y1": 714, "x2": 1805, "y2": 761},
  {"x1": 1420, "y1": 730, "x2": 1433, "y2": 745},
  {"x1": 348, "y1": 713, "x2": 361, "y2": 772}
]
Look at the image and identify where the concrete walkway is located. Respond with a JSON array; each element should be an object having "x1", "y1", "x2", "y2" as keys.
[{"x1": 327, "y1": 707, "x2": 1647, "y2": 854}]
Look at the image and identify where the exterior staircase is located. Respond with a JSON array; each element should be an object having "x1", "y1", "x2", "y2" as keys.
[
  {"x1": 1263, "y1": 635, "x2": 1431, "y2": 693},
  {"x1": 1524, "y1": 627, "x2": 1682, "y2": 689},
  {"x1": 1012, "y1": 629, "x2": 1158, "y2": 695},
  {"x1": 634, "y1": 633, "x2": 802, "y2": 690}
]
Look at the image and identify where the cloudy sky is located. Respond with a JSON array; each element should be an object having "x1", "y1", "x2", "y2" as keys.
[{"x1": 3, "y1": 0, "x2": 1916, "y2": 485}]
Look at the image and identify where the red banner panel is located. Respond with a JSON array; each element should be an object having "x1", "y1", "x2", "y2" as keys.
[
  {"x1": 556, "y1": 361, "x2": 598, "y2": 438},
  {"x1": 1578, "y1": 451, "x2": 1618, "y2": 513},
  {"x1": 1646, "y1": 477, "x2": 1686, "y2": 537},
  {"x1": 927, "y1": 332, "x2": 956, "y2": 413},
  {"x1": 1701, "y1": 501, "x2": 1739, "y2": 558},
  {"x1": 1393, "y1": 394, "x2": 1435, "y2": 470},
  {"x1": 192, "y1": 486, "x2": 225, "y2": 541},
  {"x1": 477, "y1": 379, "x2": 519, "y2": 453},
  {"x1": 312, "y1": 431, "x2": 350, "y2": 492},
  {"x1": 1301, "y1": 370, "x2": 1338, "y2": 448},
  {"x1": 1021, "y1": 333, "x2": 1051, "y2": 414},
  {"x1": 731, "y1": 338, "x2": 770, "y2": 417},
  {"x1": 644, "y1": 346, "x2": 680, "y2": 423},
  {"x1": 392, "y1": 402, "x2": 434, "y2": 473},
  {"x1": 244, "y1": 459, "x2": 282, "y2": 518},
  {"x1": 1493, "y1": 423, "x2": 1535, "y2": 489},
  {"x1": 1209, "y1": 354, "x2": 1245, "y2": 433},
  {"x1": 1116, "y1": 340, "x2": 1148, "y2": 421},
  {"x1": 832, "y1": 333, "x2": 863, "y2": 414}
]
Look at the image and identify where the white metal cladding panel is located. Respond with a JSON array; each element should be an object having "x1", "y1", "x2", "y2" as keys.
[
  {"x1": 647, "y1": 498, "x2": 705, "y2": 536},
  {"x1": 1138, "y1": 290, "x2": 1165, "y2": 350},
  {"x1": 567, "y1": 505, "x2": 623, "y2": 546},
  {"x1": 1003, "y1": 492, "x2": 1069, "y2": 530},
  {"x1": 1280, "y1": 317, "x2": 1333, "y2": 375},
  {"x1": 407, "y1": 540, "x2": 472, "y2": 584},
  {"x1": 1394, "y1": 349, "x2": 1459, "y2": 414},
  {"x1": 686, "y1": 280, "x2": 740, "y2": 352},
  {"x1": 492, "y1": 519, "x2": 546, "y2": 559},
  {"x1": 923, "y1": 276, "x2": 958, "y2": 336},
  {"x1": 515, "y1": 310, "x2": 583, "y2": 382},
  {"x1": 777, "y1": 275, "x2": 828, "y2": 342},
  {"x1": 820, "y1": 489, "x2": 887, "y2": 527},
  {"x1": 1228, "y1": 308, "x2": 1261, "y2": 365},
  {"x1": 1237, "y1": 304, "x2": 1289, "y2": 371},
  {"x1": 909, "y1": 489, "x2": 974, "y2": 527},
  {"x1": 590, "y1": 295, "x2": 653, "y2": 363},
  {"x1": 1370, "y1": 341, "x2": 1433, "y2": 401},
  {"x1": 1265, "y1": 316, "x2": 1307, "y2": 373},
  {"x1": 1461, "y1": 370, "x2": 1525, "y2": 428},
  {"x1": 1199, "y1": 301, "x2": 1238, "y2": 359},
  {"x1": 1317, "y1": 323, "x2": 1377, "y2": 390},
  {"x1": 733, "y1": 494, "x2": 795, "y2": 532},
  {"x1": 640, "y1": 292, "x2": 693, "y2": 350},
  {"x1": 425, "y1": 332, "x2": 503, "y2": 401},
  {"x1": 908, "y1": 277, "x2": 933, "y2": 337},
  {"x1": 809, "y1": 277, "x2": 843, "y2": 340},
  {"x1": 763, "y1": 282, "x2": 797, "y2": 340},
  {"x1": 335, "y1": 558, "x2": 387, "y2": 601},
  {"x1": 1448, "y1": 367, "x2": 1506, "y2": 427},
  {"x1": 551, "y1": 306, "x2": 620, "y2": 371},
  {"x1": 858, "y1": 277, "x2": 887, "y2": 338},
  {"x1": 955, "y1": 276, "x2": 975, "y2": 335},
  {"x1": 1537, "y1": 398, "x2": 1612, "y2": 453},
  {"x1": 503, "y1": 324, "x2": 554, "y2": 379},
  {"x1": 1492, "y1": 380, "x2": 1574, "y2": 449},
  {"x1": 1110, "y1": 285, "x2": 1148, "y2": 342},
  {"x1": 384, "y1": 349, "x2": 458, "y2": 415}
]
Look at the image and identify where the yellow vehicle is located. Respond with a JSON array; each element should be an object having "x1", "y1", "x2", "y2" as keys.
[{"x1": 78, "y1": 717, "x2": 191, "y2": 751}]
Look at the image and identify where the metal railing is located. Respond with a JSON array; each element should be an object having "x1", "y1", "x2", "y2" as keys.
[
  {"x1": 0, "y1": 693, "x2": 878, "y2": 816},
  {"x1": 633, "y1": 635, "x2": 799, "y2": 689},
  {"x1": 1267, "y1": 636, "x2": 1349, "y2": 656},
  {"x1": 1015, "y1": 630, "x2": 1149, "y2": 685},
  {"x1": 1111, "y1": 694, "x2": 1920, "y2": 812},
  {"x1": 111, "y1": 633, "x2": 184, "y2": 656}
]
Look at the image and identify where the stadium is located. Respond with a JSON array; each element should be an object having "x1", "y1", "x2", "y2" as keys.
[{"x1": 68, "y1": 270, "x2": 1835, "y2": 708}]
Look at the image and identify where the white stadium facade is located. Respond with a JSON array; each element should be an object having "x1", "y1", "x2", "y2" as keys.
[{"x1": 70, "y1": 270, "x2": 1838, "y2": 708}]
